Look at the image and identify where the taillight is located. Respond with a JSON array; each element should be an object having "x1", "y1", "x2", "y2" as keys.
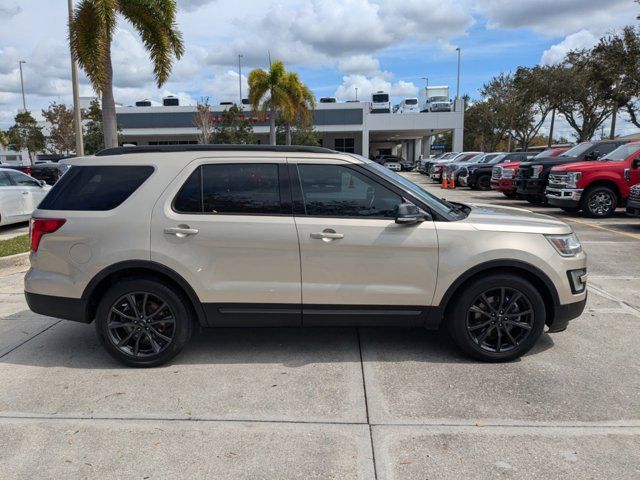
[
  {"x1": 30, "y1": 218, "x2": 66, "y2": 252},
  {"x1": 22, "y1": 168, "x2": 31, "y2": 175}
]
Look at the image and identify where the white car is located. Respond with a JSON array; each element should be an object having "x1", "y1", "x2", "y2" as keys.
[
  {"x1": 384, "y1": 161, "x2": 402, "y2": 171},
  {"x1": 0, "y1": 168, "x2": 51, "y2": 226}
]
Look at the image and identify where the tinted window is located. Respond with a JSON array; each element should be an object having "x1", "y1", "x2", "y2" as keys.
[
  {"x1": 297, "y1": 164, "x2": 401, "y2": 218},
  {"x1": 559, "y1": 142, "x2": 593, "y2": 157},
  {"x1": 7, "y1": 171, "x2": 40, "y2": 187},
  {"x1": 601, "y1": 144, "x2": 640, "y2": 161},
  {"x1": 0, "y1": 172, "x2": 11, "y2": 186},
  {"x1": 372, "y1": 94, "x2": 388, "y2": 102},
  {"x1": 174, "y1": 164, "x2": 282, "y2": 215},
  {"x1": 39, "y1": 166, "x2": 153, "y2": 211},
  {"x1": 594, "y1": 143, "x2": 618, "y2": 158},
  {"x1": 405, "y1": 99, "x2": 418, "y2": 105}
]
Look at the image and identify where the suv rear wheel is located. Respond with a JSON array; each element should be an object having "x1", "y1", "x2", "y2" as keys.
[
  {"x1": 582, "y1": 186, "x2": 617, "y2": 218},
  {"x1": 447, "y1": 274, "x2": 546, "y2": 362},
  {"x1": 476, "y1": 174, "x2": 491, "y2": 191},
  {"x1": 95, "y1": 278, "x2": 193, "y2": 367}
]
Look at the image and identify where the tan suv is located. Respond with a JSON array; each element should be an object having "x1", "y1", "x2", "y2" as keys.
[{"x1": 25, "y1": 145, "x2": 587, "y2": 367}]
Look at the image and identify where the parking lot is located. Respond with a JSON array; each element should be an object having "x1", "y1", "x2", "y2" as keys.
[{"x1": 0, "y1": 173, "x2": 638, "y2": 479}]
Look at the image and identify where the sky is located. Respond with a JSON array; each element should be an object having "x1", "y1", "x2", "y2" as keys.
[{"x1": 0, "y1": 0, "x2": 638, "y2": 139}]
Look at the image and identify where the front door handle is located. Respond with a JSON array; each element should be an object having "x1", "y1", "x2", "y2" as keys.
[
  {"x1": 310, "y1": 229, "x2": 344, "y2": 240},
  {"x1": 164, "y1": 225, "x2": 199, "y2": 237},
  {"x1": 21, "y1": 191, "x2": 29, "y2": 195}
]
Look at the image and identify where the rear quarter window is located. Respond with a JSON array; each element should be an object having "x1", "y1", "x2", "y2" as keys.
[{"x1": 38, "y1": 165, "x2": 154, "y2": 211}]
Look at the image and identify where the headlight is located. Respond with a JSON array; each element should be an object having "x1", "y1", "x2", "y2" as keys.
[
  {"x1": 502, "y1": 168, "x2": 515, "y2": 179},
  {"x1": 531, "y1": 165, "x2": 544, "y2": 178},
  {"x1": 566, "y1": 172, "x2": 582, "y2": 188},
  {"x1": 545, "y1": 233, "x2": 582, "y2": 256}
]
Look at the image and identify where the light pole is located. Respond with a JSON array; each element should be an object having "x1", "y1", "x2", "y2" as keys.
[
  {"x1": 238, "y1": 54, "x2": 243, "y2": 106},
  {"x1": 18, "y1": 60, "x2": 27, "y2": 111},
  {"x1": 455, "y1": 47, "x2": 461, "y2": 100},
  {"x1": 355, "y1": 87, "x2": 358, "y2": 101},
  {"x1": 68, "y1": 0, "x2": 84, "y2": 156}
]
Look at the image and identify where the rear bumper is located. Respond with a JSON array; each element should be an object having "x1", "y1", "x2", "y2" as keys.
[
  {"x1": 546, "y1": 187, "x2": 583, "y2": 208},
  {"x1": 515, "y1": 178, "x2": 546, "y2": 195},
  {"x1": 25, "y1": 291, "x2": 91, "y2": 323}
]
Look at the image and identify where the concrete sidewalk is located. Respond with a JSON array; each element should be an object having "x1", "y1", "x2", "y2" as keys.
[{"x1": 0, "y1": 180, "x2": 638, "y2": 479}]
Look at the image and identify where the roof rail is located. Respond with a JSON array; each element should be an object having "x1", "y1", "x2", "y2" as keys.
[{"x1": 95, "y1": 144, "x2": 338, "y2": 156}]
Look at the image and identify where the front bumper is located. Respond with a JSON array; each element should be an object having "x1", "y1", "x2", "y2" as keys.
[
  {"x1": 546, "y1": 187, "x2": 583, "y2": 207},
  {"x1": 491, "y1": 178, "x2": 515, "y2": 192},
  {"x1": 548, "y1": 295, "x2": 587, "y2": 332},
  {"x1": 626, "y1": 199, "x2": 640, "y2": 217},
  {"x1": 515, "y1": 178, "x2": 546, "y2": 195}
]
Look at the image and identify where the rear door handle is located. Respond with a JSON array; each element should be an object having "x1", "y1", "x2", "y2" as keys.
[
  {"x1": 310, "y1": 229, "x2": 344, "y2": 240},
  {"x1": 164, "y1": 226, "x2": 199, "y2": 237}
]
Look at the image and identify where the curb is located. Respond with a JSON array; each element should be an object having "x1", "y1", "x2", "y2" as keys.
[{"x1": 0, "y1": 252, "x2": 29, "y2": 271}]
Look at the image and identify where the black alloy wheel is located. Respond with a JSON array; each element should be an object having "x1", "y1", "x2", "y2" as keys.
[
  {"x1": 477, "y1": 174, "x2": 491, "y2": 191},
  {"x1": 465, "y1": 287, "x2": 534, "y2": 354},
  {"x1": 95, "y1": 278, "x2": 193, "y2": 367}
]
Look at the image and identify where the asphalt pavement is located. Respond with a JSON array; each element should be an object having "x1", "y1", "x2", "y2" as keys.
[{"x1": 0, "y1": 174, "x2": 638, "y2": 479}]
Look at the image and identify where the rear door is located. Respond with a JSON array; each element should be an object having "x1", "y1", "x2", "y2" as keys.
[
  {"x1": 150, "y1": 158, "x2": 302, "y2": 326},
  {"x1": 0, "y1": 171, "x2": 25, "y2": 222},
  {"x1": 290, "y1": 158, "x2": 438, "y2": 326}
]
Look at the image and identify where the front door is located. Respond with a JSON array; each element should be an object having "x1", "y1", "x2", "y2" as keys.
[
  {"x1": 289, "y1": 160, "x2": 439, "y2": 326},
  {"x1": 0, "y1": 171, "x2": 24, "y2": 222},
  {"x1": 151, "y1": 159, "x2": 302, "y2": 326},
  {"x1": 6, "y1": 170, "x2": 47, "y2": 213}
]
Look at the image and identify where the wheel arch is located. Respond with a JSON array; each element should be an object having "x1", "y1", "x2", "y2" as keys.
[
  {"x1": 583, "y1": 180, "x2": 623, "y2": 205},
  {"x1": 431, "y1": 260, "x2": 559, "y2": 329},
  {"x1": 81, "y1": 260, "x2": 206, "y2": 325}
]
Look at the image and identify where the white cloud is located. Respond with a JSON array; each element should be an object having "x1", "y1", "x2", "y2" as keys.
[
  {"x1": 207, "y1": 69, "x2": 249, "y2": 104},
  {"x1": 338, "y1": 55, "x2": 381, "y2": 75},
  {"x1": 334, "y1": 74, "x2": 417, "y2": 101},
  {"x1": 540, "y1": 30, "x2": 598, "y2": 65},
  {"x1": 177, "y1": 0, "x2": 217, "y2": 12}
]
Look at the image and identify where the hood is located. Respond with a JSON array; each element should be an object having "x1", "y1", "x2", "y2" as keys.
[
  {"x1": 520, "y1": 156, "x2": 580, "y2": 167},
  {"x1": 464, "y1": 203, "x2": 572, "y2": 235},
  {"x1": 551, "y1": 160, "x2": 614, "y2": 173}
]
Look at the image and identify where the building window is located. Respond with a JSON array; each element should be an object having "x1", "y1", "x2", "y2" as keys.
[{"x1": 334, "y1": 138, "x2": 355, "y2": 153}]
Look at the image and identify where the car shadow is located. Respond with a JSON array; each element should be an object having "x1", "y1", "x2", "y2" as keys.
[{"x1": 0, "y1": 312, "x2": 555, "y2": 369}]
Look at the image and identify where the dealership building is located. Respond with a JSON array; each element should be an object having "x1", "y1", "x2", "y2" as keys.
[{"x1": 114, "y1": 99, "x2": 464, "y2": 161}]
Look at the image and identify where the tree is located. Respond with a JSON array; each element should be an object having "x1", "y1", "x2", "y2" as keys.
[
  {"x1": 276, "y1": 117, "x2": 322, "y2": 146},
  {"x1": 82, "y1": 99, "x2": 120, "y2": 155},
  {"x1": 248, "y1": 61, "x2": 296, "y2": 145},
  {"x1": 7, "y1": 111, "x2": 45, "y2": 163},
  {"x1": 70, "y1": 0, "x2": 184, "y2": 149},
  {"x1": 553, "y1": 50, "x2": 613, "y2": 141},
  {"x1": 510, "y1": 66, "x2": 554, "y2": 150},
  {"x1": 211, "y1": 104, "x2": 254, "y2": 144},
  {"x1": 42, "y1": 103, "x2": 76, "y2": 154},
  {"x1": 194, "y1": 97, "x2": 214, "y2": 144},
  {"x1": 0, "y1": 130, "x2": 8, "y2": 149},
  {"x1": 463, "y1": 100, "x2": 506, "y2": 151},
  {"x1": 280, "y1": 72, "x2": 315, "y2": 145}
]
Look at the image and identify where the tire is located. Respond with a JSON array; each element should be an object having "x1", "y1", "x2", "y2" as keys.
[
  {"x1": 561, "y1": 206, "x2": 580, "y2": 213},
  {"x1": 581, "y1": 186, "x2": 617, "y2": 218},
  {"x1": 502, "y1": 191, "x2": 517, "y2": 199},
  {"x1": 477, "y1": 175, "x2": 491, "y2": 191},
  {"x1": 95, "y1": 278, "x2": 194, "y2": 367},
  {"x1": 447, "y1": 274, "x2": 546, "y2": 362},
  {"x1": 525, "y1": 195, "x2": 547, "y2": 205}
]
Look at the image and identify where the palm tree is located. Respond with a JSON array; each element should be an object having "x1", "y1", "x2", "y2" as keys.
[
  {"x1": 248, "y1": 61, "x2": 295, "y2": 145},
  {"x1": 281, "y1": 72, "x2": 315, "y2": 145},
  {"x1": 0, "y1": 130, "x2": 8, "y2": 149},
  {"x1": 69, "y1": 0, "x2": 184, "y2": 149}
]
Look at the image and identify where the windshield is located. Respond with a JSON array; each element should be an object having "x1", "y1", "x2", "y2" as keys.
[
  {"x1": 475, "y1": 153, "x2": 501, "y2": 164},
  {"x1": 405, "y1": 99, "x2": 418, "y2": 105},
  {"x1": 485, "y1": 154, "x2": 506, "y2": 164},
  {"x1": 372, "y1": 94, "x2": 389, "y2": 102},
  {"x1": 430, "y1": 96, "x2": 448, "y2": 102},
  {"x1": 601, "y1": 144, "x2": 640, "y2": 161},
  {"x1": 534, "y1": 149, "x2": 556, "y2": 159},
  {"x1": 559, "y1": 142, "x2": 593, "y2": 158},
  {"x1": 357, "y1": 158, "x2": 467, "y2": 220}
]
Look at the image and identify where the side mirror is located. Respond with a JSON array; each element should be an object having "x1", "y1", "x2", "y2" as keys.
[
  {"x1": 632, "y1": 158, "x2": 640, "y2": 170},
  {"x1": 395, "y1": 203, "x2": 425, "y2": 225},
  {"x1": 39, "y1": 179, "x2": 47, "y2": 187},
  {"x1": 585, "y1": 151, "x2": 599, "y2": 160}
]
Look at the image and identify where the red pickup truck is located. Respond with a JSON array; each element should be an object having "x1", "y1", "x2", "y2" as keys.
[
  {"x1": 546, "y1": 142, "x2": 640, "y2": 217},
  {"x1": 491, "y1": 147, "x2": 569, "y2": 198}
]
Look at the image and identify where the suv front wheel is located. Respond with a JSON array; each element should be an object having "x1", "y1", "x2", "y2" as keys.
[
  {"x1": 95, "y1": 278, "x2": 194, "y2": 367},
  {"x1": 582, "y1": 186, "x2": 617, "y2": 218},
  {"x1": 447, "y1": 274, "x2": 546, "y2": 362}
]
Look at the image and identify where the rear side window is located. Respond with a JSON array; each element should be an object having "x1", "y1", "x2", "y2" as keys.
[
  {"x1": 174, "y1": 163, "x2": 282, "y2": 215},
  {"x1": 39, "y1": 166, "x2": 153, "y2": 211}
]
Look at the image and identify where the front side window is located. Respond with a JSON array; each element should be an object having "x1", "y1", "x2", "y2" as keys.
[
  {"x1": 296, "y1": 164, "x2": 401, "y2": 218},
  {"x1": 7, "y1": 171, "x2": 40, "y2": 187},
  {"x1": 0, "y1": 172, "x2": 12, "y2": 186},
  {"x1": 174, "y1": 163, "x2": 282, "y2": 215}
]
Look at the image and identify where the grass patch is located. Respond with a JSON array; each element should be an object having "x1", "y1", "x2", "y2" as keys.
[{"x1": 0, "y1": 234, "x2": 29, "y2": 257}]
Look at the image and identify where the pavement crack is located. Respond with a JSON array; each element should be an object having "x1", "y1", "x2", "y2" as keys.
[{"x1": 356, "y1": 328, "x2": 378, "y2": 480}]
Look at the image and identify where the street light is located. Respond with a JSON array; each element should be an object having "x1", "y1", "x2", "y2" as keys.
[
  {"x1": 455, "y1": 47, "x2": 461, "y2": 100},
  {"x1": 18, "y1": 60, "x2": 26, "y2": 111},
  {"x1": 355, "y1": 87, "x2": 358, "y2": 101},
  {"x1": 238, "y1": 54, "x2": 243, "y2": 106},
  {"x1": 68, "y1": 0, "x2": 84, "y2": 156}
]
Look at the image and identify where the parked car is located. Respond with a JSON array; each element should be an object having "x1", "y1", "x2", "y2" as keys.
[
  {"x1": 492, "y1": 147, "x2": 570, "y2": 198},
  {"x1": 626, "y1": 183, "x2": 640, "y2": 217},
  {"x1": 419, "y1": 152, "x2": 457, "y2": 175},
  {"x1": 458, "y1": 152, "x2": 534, "y2": 190},
  {"x1": 28, "y1": 162, "x2": 71, "y2": 185},
  {"x1": 430, "y1": 152, "x2": 482, "y2": 182},
  {"x1": 515, "y1": 140, "x2": 630, "y2": 204},
  {"x1": 445, "y1": 152, "x2": 496, "y2": 184},
  {"x1": 0, "y1": 168, "x2": 51, "y2": 226},
  {"x1": 25, "y1": 145, "x2": 586, "y2": 367},
  {"x1": 384, "y1": 161, "x2": 402, "y2": 171},
  {"x1": 546, "y1": 142, "x2": 640, "y2": 217},
  {"x1": 381, "y1": 155, "x2": 413, "y2": 171}
]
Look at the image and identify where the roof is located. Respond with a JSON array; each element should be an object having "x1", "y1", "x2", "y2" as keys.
[{"x1": 95, "y1": 144, "x2": 339, "y2": 157}]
